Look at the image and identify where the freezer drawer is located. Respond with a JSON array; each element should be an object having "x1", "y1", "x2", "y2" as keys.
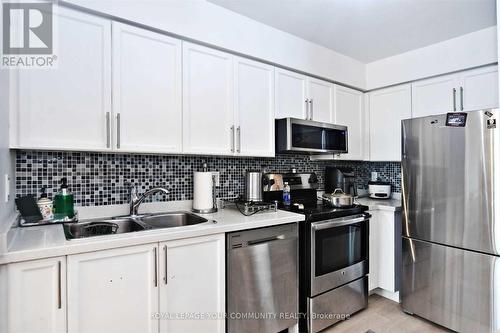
[
  {"x1": 402, "y1": 237, "x2": 500, "y2": 333},
  {"x1": 307, "y1": 276, "x2": 368, "y2": 333}
]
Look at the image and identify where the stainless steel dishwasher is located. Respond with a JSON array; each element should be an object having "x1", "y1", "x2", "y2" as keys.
[{"x1": 227, "y1": 223, "x2": 298, "y2": 333}]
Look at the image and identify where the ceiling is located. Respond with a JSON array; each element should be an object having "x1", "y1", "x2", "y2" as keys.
[{"x1": 208, "y1": 0, "x2": 496, "y2": 63}]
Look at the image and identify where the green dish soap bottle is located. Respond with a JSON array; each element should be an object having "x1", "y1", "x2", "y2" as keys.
[{"x1": 53, "y1": 177, "x2": 75, "y2": 220}]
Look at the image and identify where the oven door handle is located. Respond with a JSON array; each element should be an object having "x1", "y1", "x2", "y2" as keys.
[{"x1": 311, "y1": 214, "x2": 369, "y2": 230}]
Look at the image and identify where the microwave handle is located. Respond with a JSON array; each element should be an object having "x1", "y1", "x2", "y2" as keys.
[{"x1": 311, "y1": 214, "x2": 369, "y2": 230}]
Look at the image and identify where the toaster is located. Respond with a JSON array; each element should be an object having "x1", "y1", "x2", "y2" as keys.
[{"x1": 368, "y1": 181, "x2": 391, "y2": 199}]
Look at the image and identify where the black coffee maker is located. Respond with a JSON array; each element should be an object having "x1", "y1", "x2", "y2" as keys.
[{"x1": 325, "y1": 167, "x2": 357, "y2": 196}]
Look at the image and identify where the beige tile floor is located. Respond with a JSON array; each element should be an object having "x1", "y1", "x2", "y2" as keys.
[{"x1": 322, "y1": 294, "x2": 451, "y2": 333}]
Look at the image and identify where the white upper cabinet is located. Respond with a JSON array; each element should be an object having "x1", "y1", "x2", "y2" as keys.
[
  {"x1": 2, "y1": 257, "x2": 66, "y2": 333},
  {"x1": 234, "y1": 57, "x2": 275, "y2": 157},
  {"x1": 333, "y1": 85, "x2": 366, "y2": 160},
  {"x1": 182, "y1": 42, "x2": 234, "y2": 155},
  {"x1": 275, "y1": 69, "x2": 334, "y2": 122},
  {"x1": 460, "y1": 65, "x2": 498, "y2": 111},
  {"x1": 307, "y1": 77, "x2": 334, "y2": 122},
  {"x1": 275, "y1": 68, "x2": 308, "y2": 119},
  {"x1": 369, "y1": 84, "x2": 411, "y2": 162},
  {"x1": 67, "y1": 244, "x2": 159, "y2": 333},
  {"x1": 159, "y1": 234, "x2": 225, "y2": 333},
  {"x1": 411, "y1": 65, "x2": 498, "y2": 118},
  {"x1": 112, "y1": 22, "x2": 182, "y2": 153},
  {"x1": 10, "y1": 7, "x2": 111, "y2": 150},
  {"x1": 411, "y1": 73, "x2": 458, "y2": 118}
]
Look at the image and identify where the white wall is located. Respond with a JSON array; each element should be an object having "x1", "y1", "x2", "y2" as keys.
[
  {"x1": 366, "y1": 27, "x2": 498, "y2": 90},
  {"x1": 63, "y1": 0, "x2": 366, "y2": 89}
]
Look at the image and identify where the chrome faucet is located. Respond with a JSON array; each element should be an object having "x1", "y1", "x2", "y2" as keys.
[{"x1": 128, "y1": 185, "x2": 169, "y2": 216}]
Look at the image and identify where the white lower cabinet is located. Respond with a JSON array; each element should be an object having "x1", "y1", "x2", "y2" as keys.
[
  {"x1": 159, "y1": 234, "x2": 225, "y2": 333},
  {"x1": 62, "y1": 234, "x2": 225, "y2": 333},
  {"x1": 2, "y1": 257, "x2": 66, "y2": 333},
  {"x1": 368, "y1": 210, "x2": 402, "y2": 301},
  {"x1": 67, "y1": 244, "x2": 159, "y2": 333}
]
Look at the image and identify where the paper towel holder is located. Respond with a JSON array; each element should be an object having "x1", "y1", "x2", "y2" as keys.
[{"x1": 192, "y1": 164, "x2": 218, "y2": 214}]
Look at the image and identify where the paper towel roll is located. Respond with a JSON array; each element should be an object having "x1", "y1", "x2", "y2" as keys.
[{"x1": 193, "y1": 171, "x2": 215, "y2": 212}]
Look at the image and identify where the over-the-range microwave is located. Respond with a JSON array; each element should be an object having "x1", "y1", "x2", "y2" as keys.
[{"x1": 275, "y1": 118, "x2": 348, "y2": 154}]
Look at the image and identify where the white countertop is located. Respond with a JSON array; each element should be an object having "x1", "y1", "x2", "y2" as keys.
[
  {"x1": 357, "y1": 197, "x2": 402, "y2": 212},
  {"x1": 1, "y1": 197, "x2": 402, "y2": 265},
  {"x1": 0, "y1": 203, "x2": 304, "y2": 265}
]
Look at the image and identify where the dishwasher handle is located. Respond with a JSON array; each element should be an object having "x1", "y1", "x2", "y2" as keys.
[
  {"x1": 227, "y1": 223, "x2": 297, "y2": 250},
  {"x1": 247, "y1": 234, "x2": 285, "y2": 246}
]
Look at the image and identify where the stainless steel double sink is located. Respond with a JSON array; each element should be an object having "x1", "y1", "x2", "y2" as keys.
[{"x1": 63, "y1": 211, "x2": 210, "y2": 240}]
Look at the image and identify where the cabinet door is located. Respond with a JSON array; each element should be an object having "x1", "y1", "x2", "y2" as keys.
[
  {"x1": 307, "y1": 77, "x2": 333, "y2": 122},
  {"x1": 369, "y1": 84, "x2": 411, "y2": 161},
  {"x1": 11, "y1": 7, "x2": 111, "y2": 150},
  {"x1": 67, "y1": 244, "x2": 159, "y2": 333},
  {"x1": 159, "y1": 234, "x2": 225, "y2": 333},
  {"x1": 333, "y1": 85, "x2": 365, "y2": 160},
  {"x1": 411, "y1": 73, "x2": 458, "y2": 118},
  {"x1": 182, "y1": 42, "x2": 234, "y2": 155},
  {"x1": 459, "y1": 65, "x2": 499, "y2": 111},
  {"x1": 234, "y1": 57, "x2": 275, "y2": 157},
  {"x1": 3, "y1": 257, "x2": 66, "y2": 333},
  {"x1": 377, "y1": 211, "x2": 396, "y2": 292},
  {"x1": 368, "y1": 211, "x2": 379, "y2": 291},
  {"x1": 112, "y1": 22, "x2": 182, "y2": 153},
  {"x1": 275, "y1": 68, "x2": 307, "y2": 119}
]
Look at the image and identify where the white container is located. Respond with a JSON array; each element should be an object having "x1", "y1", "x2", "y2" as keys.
[{"x1": 37, "y1": 198, "x2": 54, "y2": 220}]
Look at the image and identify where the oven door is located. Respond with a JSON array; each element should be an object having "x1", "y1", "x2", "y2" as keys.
[{"x1": 310, "y1": 214, "x2": 369, "y2": 296}]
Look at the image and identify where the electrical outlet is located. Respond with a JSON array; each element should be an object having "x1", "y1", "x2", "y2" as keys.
[
  {"x1": 212, "y1": 172, "x2": 220, "y2": 187},
  {"x1": 4, "y1": 174, "x2": 10, "y2": 203}
]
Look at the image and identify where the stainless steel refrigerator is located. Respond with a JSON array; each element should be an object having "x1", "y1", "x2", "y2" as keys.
[{"x1": 401, "y1": 109, "x2": 500, "y2": 333}]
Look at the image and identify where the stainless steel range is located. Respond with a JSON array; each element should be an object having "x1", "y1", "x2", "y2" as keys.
[{"x1": 263, "y1": 172, "x2": 370, "y2": 333}]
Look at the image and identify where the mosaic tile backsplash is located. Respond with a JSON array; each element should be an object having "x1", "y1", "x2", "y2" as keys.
[{"x1": 16, "y1": 151, "x2": 401, "y2": 206}]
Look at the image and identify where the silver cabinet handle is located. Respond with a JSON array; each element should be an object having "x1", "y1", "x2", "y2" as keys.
[
  {"x1": 305, "y1": 99, "x2": 310, "y2": 120},
  {"x1": 237, "y1": 126, "x2": 241, "y2": 153},
  {"x1": 163, "y1": 245, "x2": 168, "y2": 285},
  {"x1": 460, "y1": 86, "x2": 464, "y2": 111},
  {"x1": 230, "y1": 125, "x2": 235, "y2": 153},
  {"x1": 310, "y1": 99, "x2": 314, "y2": 120},
  {"x1": 116, "y1": 113, "x2": 121, "y2": 149},
  {"x1": 105, "y1": 112, "x2": 110, "y2": 148},
  {"x1": 452, "y1": 88, "x2": 457, "y2": 111},
  {"x1": 57, "y1": 261, "x2": 62, "y2": 309},
  {"x1": 154, "y1": 247, "x2": 158, "y2": 287}
]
